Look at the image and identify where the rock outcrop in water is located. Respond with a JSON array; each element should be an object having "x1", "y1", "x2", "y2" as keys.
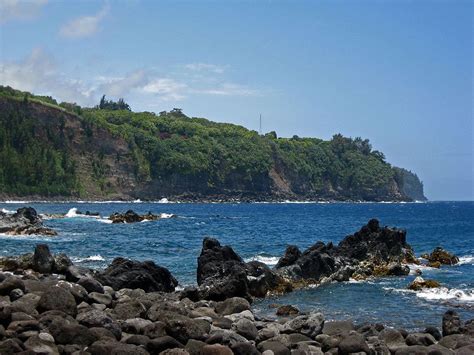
[
  {"x1": 0, "y1": 244, "x2": 472, "y2": 354},
  {"x1": 192, "y1": 237, "x2": 289, "y2": 301},
  {"x1": 191, "y1": 219, "x2": 417, "y2": 301},
  {"x1": 0, "y1": 207, "x2": 56, "y2": 236},
  {"x1": 274, "y1": 219, "x2": 415, "y2": 284},
  {"x1": 421, "y1": 247, "x2": 459, "y2": 268},
  {"x1": 109, "y1": 210, "x2": 161, "y2": 224}
]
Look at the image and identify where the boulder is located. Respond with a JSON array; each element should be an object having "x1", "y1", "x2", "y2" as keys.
[
  {"x1": 0, "y1": 276, "x2": 25, "y2": 296},
  {"x1": 338, "y1": 331, "x2": 370, "y2": 354},
  {"x1": 231, "y1": 318, "x2": 258, "y2": 340},
  {"x1": 215, "y1": 297, "x2": 251, "y2": 316},
  {"x1": 282, "y1": 312, "x2": 325, "y2": 338},
  {"x1": 422, "y1": 247, "x2": 459, "y2": 266},
  {"x1": 197, "y1": 237, "x2": 250, "y2": 301},
  {"x1": 276, "y1": 245, "x2": 302, "y2": 268},
  {"x1": 97, "y1": 257, "x2": 178, "y2": 292},
  {"x1": 405, "y1": 332, "x2": 436, "y2": 346},
  {"x1": 37, "y1": 286, "x2": 77, "y2": 316},
  {"x1": 443, "y1": 310, "x2": 462, "y2": 336},
  {"x1": 408, "y1": 277, "x2": 441, "y2": 291},
  {"x1": 33, "y1": 244, "x2": 56, "y2": 274}
]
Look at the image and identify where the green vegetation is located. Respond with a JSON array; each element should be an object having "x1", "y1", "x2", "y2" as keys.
[
  {"x1": 0, "y1": 87, "x2": 79, "y2": 195},
  {"x1": 0, "y1": 86, "x2": 425, "y2": 200}
]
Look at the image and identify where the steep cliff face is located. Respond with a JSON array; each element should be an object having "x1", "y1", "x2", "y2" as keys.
[
  {"x1": 0, "y1": 94, "x2": 426, "y2": 201},
  {"x1": 393, "y1": 167, "x2": 427, "y2": 201}
]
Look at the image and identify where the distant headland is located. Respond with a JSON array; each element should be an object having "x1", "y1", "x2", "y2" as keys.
[{"x1": 0, "y1": 86, "x2": 426, "y2": 202}]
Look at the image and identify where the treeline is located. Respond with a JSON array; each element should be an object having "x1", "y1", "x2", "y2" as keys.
[
  {"x1": 0, "y1": 98, "x2": 78, "y2": 195},
  {"x1": 0, "y1": 86, "x2": 423, "y2": 200}
]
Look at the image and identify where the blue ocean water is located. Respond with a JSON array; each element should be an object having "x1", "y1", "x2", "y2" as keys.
[{"x1": 1, "y1": 201, "x2": 473, "y2": 329}]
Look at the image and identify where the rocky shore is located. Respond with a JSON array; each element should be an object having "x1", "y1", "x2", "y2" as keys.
[
  {"x1": 0, "y1": 244, "x2": 473, "y2": 354},
  {"x1": 0, "y1": 208, "x2": 56, "y2": 236},
  {"x1": 0, "y1": 215, "x2": 472, "y2": 354}
]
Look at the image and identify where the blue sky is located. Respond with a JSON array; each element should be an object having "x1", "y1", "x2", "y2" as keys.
[{"x1": 0, "y1": 0, "x2": 472, "y2": 200}]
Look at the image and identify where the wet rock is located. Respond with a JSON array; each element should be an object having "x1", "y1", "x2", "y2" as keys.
[
  {"x1": 276, "y1": 305, "x2": 300, "y2": 317},
  {"x1": 0, "y1": 207, "x2": 57, "y2": 236},
  {"x1": 408, "y1": 277, "x2": 441, "y2": 291},
  {"x1": 109, "y1": 210, "x2": 160, "y2": 224},
  {"x1": 422, "y1": 247, "x2": 459, "y2": 266},
  {"x1": 37, "y1": 286, "x2": 77, "y2": 316},
  {"x1": 97, "y1": 257, "x2": 178, "y2": 292},
  {"x1": 276, "y1": 245, "x2": 302, "y2": 268},
  {"x1": 443, "y1": 310, "x2": 462, "y2": 336},
  {"x1": 424, "y1": 326, "x2": 442, "y2": 341},
  {"x1": 438, "y1": 334, "x2": 472, "y2": 350}
]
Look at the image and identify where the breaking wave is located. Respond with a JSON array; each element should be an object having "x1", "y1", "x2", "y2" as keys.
[{"x1": 244, "y1": 255, "x2": 280, "y2": 266}]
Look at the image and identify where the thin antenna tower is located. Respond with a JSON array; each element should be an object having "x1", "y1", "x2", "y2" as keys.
[{"x1": 259, "y1": 114, "x2": 262, "y2": 135}]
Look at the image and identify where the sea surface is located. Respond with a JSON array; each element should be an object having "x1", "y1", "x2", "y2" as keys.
[{"x1": 1, "y1": 201, "x2": 473, "y2": 330}]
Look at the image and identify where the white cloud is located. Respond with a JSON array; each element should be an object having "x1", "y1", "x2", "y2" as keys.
[
  {"x1": 0, "y1": 0, "x2": 48, "y2": 23},
  {"x1": 59, "y1": 4, "x2": 109, "y2": 39},
  {"x1": 143, "y1": 79, "x2": 188, "y2": 101},
  {"x1": 185, "y1": 63, "x2": 226, "y2": 74},
  {"x1": 0, "y1": 48, "x2": 93, "y2": 104},
  {"x1": 194, "y1": 83, "x2": 260, "y2": 96},
  {"x1": 0, "y1": 49, "x2": 262, "y2": 108},
  {"x1": 99, "y1": 70, "x2": 149, "y2": 97}
]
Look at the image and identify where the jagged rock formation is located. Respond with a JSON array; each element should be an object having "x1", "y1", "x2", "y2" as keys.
[{"x1": 0, "y1": 207, "x2": 56, "y2": 236}]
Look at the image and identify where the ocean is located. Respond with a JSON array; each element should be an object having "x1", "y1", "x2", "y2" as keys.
[{"x1": 1, "y1": 201, "x2": 473, "y2": 330}]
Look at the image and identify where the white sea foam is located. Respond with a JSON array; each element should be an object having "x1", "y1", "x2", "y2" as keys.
[
  {"x1": 160, "y1": 213, "x2": 175, "y2": 219},
  {"x1": 1, "y1": 208, "x2": 15, "y2": 214},
  {"x1": 72, "y1": 255, "x2": 105, "y2": 263},
  {"x1": 244, "y1": 255, "x2": 280, "y2": 266},
  {"x1": 65, "y1": 208, "x2": 79, "y2": 218},
  {"x1": 457, "y1": 255, "x2": 474, "y2": 265},
  {"x1": 98, "y1": 218, "x2": 112, "y2": 224},
  {"x1": 416, "y1": 287, "x2": 474, "y2": 302},
  {"x1": 158, "y1": 198, "x2": 170, "y2": 203}
]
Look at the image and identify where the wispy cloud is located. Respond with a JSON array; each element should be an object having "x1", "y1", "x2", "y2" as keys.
[
  {"x1": 59, "y1": 3, "x2": 109, "y2": 39},
  {"x1": 143, "y1": 79, "x2": 188, "y2": 101},
  {"x1": 0, "y1": 0, "x2": 48, "y2": 24},
  {"x1": 194, "y1": 83, "x2": 260, "y2": 97},
  {"x1": 0, "y1": 49, "x2": 262, "y2": 107},
  {"x1": 185, "y1": 63, "x2": 226, "y2": 74},
  {"x1": 0, "y1": 48, "x2": 93, "y2": 104}
]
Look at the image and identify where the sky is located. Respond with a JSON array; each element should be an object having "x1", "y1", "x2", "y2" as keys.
[{"x1": 0, "y1": 0, "x2": 472, "y2": 201}]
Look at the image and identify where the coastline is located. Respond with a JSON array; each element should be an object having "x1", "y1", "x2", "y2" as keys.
[{"x1": 0, "y1": 243, "x2": 472, "y2": 354}]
